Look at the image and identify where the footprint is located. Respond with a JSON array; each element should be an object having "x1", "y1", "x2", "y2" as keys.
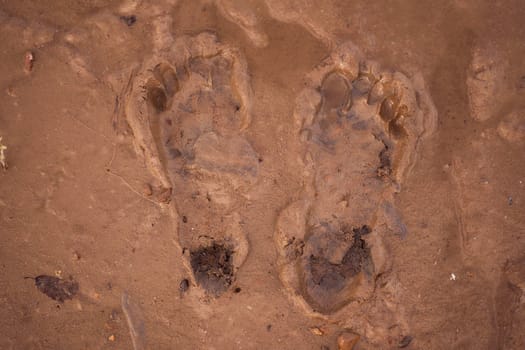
[
  {"x1": 125, "y1": 32, "x2": 257, "y2": 296},
  {"x1": 495, "y1": 256, "x2": 525, "y2": 349},
  {"x1": 275, "y1": 41, "x2": 437, "y2": 321},
  {"x1": 466, "y1": 41, "x2": 508, "y2": 122}
]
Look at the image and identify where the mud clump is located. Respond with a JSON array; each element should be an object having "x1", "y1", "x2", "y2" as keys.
[
  {"x1": 309, "y1": 226, "x2": 372, "y2": 290},
  {"x1": 190, "y1": 243, "x2": 234, "y2": 296},
  {"x1": 304, "y1": 225, "x2": 373, "y2": 313}
]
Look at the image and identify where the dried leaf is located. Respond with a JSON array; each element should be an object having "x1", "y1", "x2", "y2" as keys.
[
  {"x1": 33, "y1": 275, "x2": 79, "y2": 302},
  {"x1": 398, "y1": 335, "x2": 413, "y2": 348}
]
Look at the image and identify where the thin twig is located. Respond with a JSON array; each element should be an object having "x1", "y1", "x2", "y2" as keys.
[{"x1": 106, "y1": 168, "x2": 158, "y2": 205}]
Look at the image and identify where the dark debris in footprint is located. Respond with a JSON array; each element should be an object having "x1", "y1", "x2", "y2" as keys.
[
  {"x1": 147, "y1": 85, "x2": 167, "y2": 112},
  {"x1": 377, "y1": 137, "x2": 393, "y2": 179},
  {"x1": 190, "y1": 243, "x2": 234, "y2": 296},
  {"x1": 27, "y1": 275, "x2": 79, "y2": 303},
  {"x1": 344, "y1": 225, "x2": 372, "y2": 277},
  {"x1": 309, "y1": 225, "x2": 372, "y2": 292}
]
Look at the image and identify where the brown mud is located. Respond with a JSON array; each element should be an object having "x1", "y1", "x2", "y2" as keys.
[{"x1": 1, "y1": 0, "x2": 524, "y2": 349}]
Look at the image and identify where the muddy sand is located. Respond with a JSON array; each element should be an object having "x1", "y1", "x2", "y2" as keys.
[{"x1": 1, "y1": 0, "x2": 524, "y2": 349}]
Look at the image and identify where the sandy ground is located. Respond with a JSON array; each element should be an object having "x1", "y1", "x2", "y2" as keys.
[{"x1": 1, "y1": 0, "x2": 524, "y2": 349}]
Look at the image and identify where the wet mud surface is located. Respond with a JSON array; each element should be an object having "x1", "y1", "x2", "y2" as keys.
[{"x1": 0, "y1": 0, "x2": 525, "y2": 349}]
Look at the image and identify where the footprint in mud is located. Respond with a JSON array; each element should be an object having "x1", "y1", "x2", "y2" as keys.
[
  {"x1": 275, "y1": 42, "x2": 437, "y2": 317},
  {"x1": 125, "y1": 32, "x2": 257, "y2": 296},
  {"x1": 466, "y1": 40, "x2": 509, "y2": 122},
  {"x1": 495, "y1": 256, "x2": 525, "y2": 349}
]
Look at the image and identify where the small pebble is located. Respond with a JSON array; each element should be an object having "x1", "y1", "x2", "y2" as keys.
[
  {"x1": 24, "y1": 51, "x2": 34, "y2": 73},
  {"x1": 6, "y1": 86, "x2": 16, "y2": 97},
  {"x1": 179, "y1": 278, "x2": 189, "y2": 293},
  {"x1": 310, "y1": 327, "x2": 324, "y2": 336},
  {"x1": 108, "y1": 334, "x2": 115, "y2": 342},
  {"x1": 337, "y1": 332, "x2": 359, "y2": 350},
  {"x1": 142, "y1": 183, "x2": 153, "y2": 196},
  {"x1": 120, "y1": 15, "x2": 136, "y2": 26}
]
